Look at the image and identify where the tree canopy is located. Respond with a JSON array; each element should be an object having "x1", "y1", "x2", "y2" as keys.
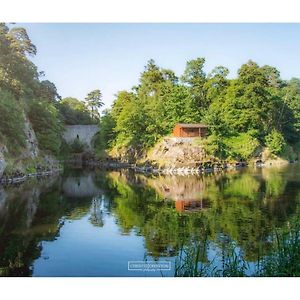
[
  {"x1": 85, "y1": 89, "x2": 104, "y2": 120},
  {"x1": 0, "y1": 23, "x2": 100, "y2": 157},
  {"x1": 1, "y1": 22, "x2": 300, "y2": 162},
  {"x1": 97, "y1": 58, "x2": 300, "y2": 161},
  {"x1": 59, "y1": 97, "x2": 95, "y2": 125}
]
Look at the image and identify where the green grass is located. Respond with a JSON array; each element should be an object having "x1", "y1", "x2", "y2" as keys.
[{"x1": 174, "y1": 221, "x2": 300, "y2": 277}]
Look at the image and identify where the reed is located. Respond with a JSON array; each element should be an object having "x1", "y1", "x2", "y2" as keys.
[{"x1": 174, "y1": 221, "x2": 300, "y2": 277}]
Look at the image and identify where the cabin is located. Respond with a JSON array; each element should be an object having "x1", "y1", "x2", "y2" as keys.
[{"x1": 173, "y1": 123, "x2": 208, "y2": 138}]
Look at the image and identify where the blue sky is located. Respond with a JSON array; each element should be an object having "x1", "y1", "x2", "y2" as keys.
[{"x1": 17, "y1": 23, "x2": 300, "y2": 110}]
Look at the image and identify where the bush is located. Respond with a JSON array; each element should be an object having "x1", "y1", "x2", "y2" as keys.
[
  {"x1": 201, "y1": 134, "x2": 229, "y2": 159},
  {"x1": 265, "y1": 129, "x2": 286, "y2": 155},
  {"x1": 224, "y1": 132, "x2": 260, "y2": 160},
  {"x1": 202, "y1": 132, "x2": 259, "y2": 161}
]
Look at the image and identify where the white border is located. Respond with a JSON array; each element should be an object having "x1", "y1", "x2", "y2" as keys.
[
  {"x1": 1, "y1": 0, "x2": 300, "y2": 299},
  {"x1": 0, "y1": 0, "x2": 300, "y2": 22}
]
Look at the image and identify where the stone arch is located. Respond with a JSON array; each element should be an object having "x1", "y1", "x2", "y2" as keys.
[{"x1": 63, "y1": 125, "x2": 100, "y2": 149}]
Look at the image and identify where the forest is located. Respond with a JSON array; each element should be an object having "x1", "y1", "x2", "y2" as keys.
[
  {"x1": 1, "y1": 23, "x2": 300, "y2": 165},
  {"x1": 0, "y1": 23, "x2": 102, "y2": 160},
  {"x1": 99, "y1": 58, "x2": 300, "y2": 161}
]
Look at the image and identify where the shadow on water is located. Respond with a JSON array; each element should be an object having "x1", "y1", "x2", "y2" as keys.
[{"x1": 1, "y1": 163, "x2": 300, "y2": 276}]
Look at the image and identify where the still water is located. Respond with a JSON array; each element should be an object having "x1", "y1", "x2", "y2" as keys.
[{"x1": 1, "y1": 164, "x2": 300, "y2": 276}]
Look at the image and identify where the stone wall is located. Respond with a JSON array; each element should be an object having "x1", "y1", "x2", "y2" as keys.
[{"x1": 63, "y1": 125, "x2": 99, "y2": 148}]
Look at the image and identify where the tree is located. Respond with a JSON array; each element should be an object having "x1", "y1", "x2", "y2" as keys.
[
  {"x1": 0, "y1": 88, "x2": 26, "y2": 153},
  {"x1": 282, "y1": 78, "x2": 300, "y2": 137},
  {"x1": 38, "y1": 80, "x2": 61, "y2": 102},
  {"x1": 8, "y1": 27, "x2": 37, "y2": 56},
  {"x1": 181, "y1": 57, "x2": 208, "y2": 110},
  {"x1": 265, "y1": 129, "x2": 286, "y2": 155},
  {"x1": 0, "y1": 23, "x2": 65, "y2": 157},
  {"x1": 139, "y1": 59, "x2": 164, "y2": 97},
  {"x1": 0, "y1": 23, "x2": 39, "y2": 99},
  {"x1": 59, "y1": 97, "x2": 94, "y2": 125},
  {"x1": 204, "y1": 66, "x2": 229, "y2": 103},
  {"x1": 94, "y1": 109, "x2": 116, "y2": 154},
  {"x1": 85, "y1": 89, "x2": 104, "y2": 120},
  {"x1": 28, "y1": 99, "x2": 63, "y2": 155}
]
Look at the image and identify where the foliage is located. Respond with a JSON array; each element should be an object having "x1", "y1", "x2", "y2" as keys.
[
  {"x1": 2, "y1": 22, "x2": 300, "y2": 164},
  {"x1": 257, "y1": 223, "x2": 300, "y2": 276},
  {"x1": 28, "y1": 99, "x2": 63, "y2": 155},
  {"x1": 175, "y1": 221, "x2": 300, "y2": 277},
  {"x1": 0, "y1": 23, "x2": 39, "y2": 99},
  {"x1": 94, "y1": 109, "x2": 116, "y2": 155},
  {"x1": 0, "y1": 23, "x2": 64, "y2": 158},
  {"x1": 97, "y1": 58, "x2": 300, "y2": 162},
  {"x1": 223, "y1": 132, "x2": 260, "y2": 160},
  {"x1": 85, "y1": 89, "x2": 104, "y2": 120},
  {"x1": 0, "y1": 88, "x2": 26, "y2": 153},
  {"x1": 265, "y1": 129, "x2": 286, "y2": 155},
  {"x1": 59, "y1": 97, "x2": 95, "y2": 125},
  {"x1": 200, "y1": 134, "x2": 228, "y2": 159},
  {"x1": 0, "y1": 23, "x2": 98, "y2": 161}
]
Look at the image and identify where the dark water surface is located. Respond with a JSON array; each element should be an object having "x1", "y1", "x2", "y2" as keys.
[{"x1": 1, "y1": 164, "x2": 300, "y2": 276}]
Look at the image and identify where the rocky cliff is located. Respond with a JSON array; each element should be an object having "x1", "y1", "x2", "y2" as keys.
[
  {"x1": 0, "y1": 116, "x2": 59, "y2": 179},
  {"x1": 146, "y1": 137, "x2": 208, "y2": 168}
]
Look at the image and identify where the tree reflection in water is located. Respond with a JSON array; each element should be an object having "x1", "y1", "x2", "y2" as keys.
[{"x1": 0, "y1": 164, "x2": 300, "y2": 276}]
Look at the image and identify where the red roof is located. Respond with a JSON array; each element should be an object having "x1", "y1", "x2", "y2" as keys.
[{"x1": 176, "y1": 123, "x2": 207, "y2": 128}]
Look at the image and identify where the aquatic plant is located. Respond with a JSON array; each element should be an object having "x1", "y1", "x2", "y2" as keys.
[{"x1": 174, "y1": 221, "x2": 300, "y2": 277}]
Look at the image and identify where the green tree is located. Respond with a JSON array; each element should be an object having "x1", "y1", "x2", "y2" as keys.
[
  {"x1": 181, "y1": 57, "x2": 208, "y2": 111},
  {"x1": 265, "y1": 129, "x2": 286, "y2": 155},
  {"x1": 0, "y1": 88, "x2": 26, "y2": 153},
  {"x1": 0, "y1": 23, "x2": 39, "y2": 99},
  {"x1": 85, "y1": 89, "x2": 104, "y2": 120},
  {"x1": 94, "y1": 109, "x2": 116, "y2": 154},
  {"x1": 59, "y1": 97, "x2": 94, "y2": 125},
  {"x1": 282, "y1": 78, "x2": 300, "y2": 139},
  {"x1": 28, "y1": 100, "x2": 63, "y2": 155}
]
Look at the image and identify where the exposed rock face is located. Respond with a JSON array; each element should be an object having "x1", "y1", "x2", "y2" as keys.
[
  {"x1": 24, "y1": 118, "x2": 39, "y2": 158},
  {"x1": 147, "y1": 137, "x2": 208, "y2": 168},
  {"x1": 0, "y1": 117, "x2": 59, "y2": 178},
  {"x1": 0, "y1": 150, "x2": 6, "y2": 177}
]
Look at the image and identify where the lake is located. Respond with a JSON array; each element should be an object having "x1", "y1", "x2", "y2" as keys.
[{"x1": 1, "y1": 163, "x2": 300, "y2": 276}]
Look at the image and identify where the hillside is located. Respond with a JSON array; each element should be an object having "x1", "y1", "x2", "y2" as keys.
[{"x1": 0, "y1": 24, "x2": 102, "y2": 180}]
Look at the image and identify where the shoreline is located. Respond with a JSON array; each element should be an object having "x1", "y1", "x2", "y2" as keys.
[
  {"x1": 0, "y1": 168, "x2": 63, "y2": 186},
  {"x1": 85, "y1": 160, "x2": 251, "y2": 175},
  {"x1": 2, "y1": 158, "x2": 296, "y2": 186},
  {"x1": 85, "y1": 157, "x2": 297, "y2": 175}
]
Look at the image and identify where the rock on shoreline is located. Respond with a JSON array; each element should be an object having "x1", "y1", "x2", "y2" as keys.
[{"x1": 0, "y1": 168, "x2": 62, "y2": 185}]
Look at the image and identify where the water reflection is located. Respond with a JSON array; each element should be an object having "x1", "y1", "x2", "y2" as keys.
[{"x1": 0, "y1": 164, "x2": 300, "y2": 276}]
